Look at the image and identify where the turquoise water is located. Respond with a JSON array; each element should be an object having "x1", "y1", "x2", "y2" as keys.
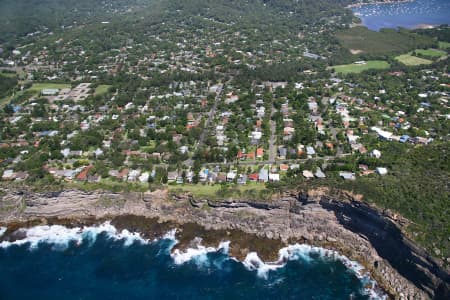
[
  {"x1": 352, "y1": 0, "x2": 450, "y2": 31},
  {"x1": 0, "y1": 223, "x2": 383, "y2": 300}
]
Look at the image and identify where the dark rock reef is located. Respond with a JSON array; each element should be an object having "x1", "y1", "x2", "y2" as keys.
[{"x1": 0, "y1": 187, "x2": 449, "y2": 299}]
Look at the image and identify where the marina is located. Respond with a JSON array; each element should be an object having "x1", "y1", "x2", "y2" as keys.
[{"x1": 352, "y1": 0, "x2": 450, "y2": 31}]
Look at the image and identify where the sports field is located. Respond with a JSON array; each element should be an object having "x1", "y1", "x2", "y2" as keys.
[
  {"x1": 438, "y1": 41, "x2": 450, "y2": 49},
  {"x1": 28, "y1": 83, "x2": 71, "y2": 94},
  {"x1": 331, "y1": 60, "x2": 390, "y2": 74},
  {"x1": 95, "y1": 85, "x2": 112, "y2": 95},
  {"x1": 336, "y1": 27, "x2": 435, "y2": 55},
  {"x1": 395, "y1": 54, "x2": 432, "y2": 66},
  {"x1": 413, "y1": 48, "x2": 446, "y2": 58}
]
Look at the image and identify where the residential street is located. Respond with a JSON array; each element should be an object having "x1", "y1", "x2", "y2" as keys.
[{"x1": 268, "y1": 105, "x2": 277, "y2": 163}]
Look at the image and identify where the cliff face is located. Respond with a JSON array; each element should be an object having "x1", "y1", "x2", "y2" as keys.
[
  {"x1": 316, "y1": 195, "x2": 450, "y2": 300},
  {"x1": 0, "y1": 187, "x2": 449, "y2": 299}
]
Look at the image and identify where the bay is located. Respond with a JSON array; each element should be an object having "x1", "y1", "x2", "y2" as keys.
[{"x1": 352, "y1": 0, "x2": 450, "y2": 31}]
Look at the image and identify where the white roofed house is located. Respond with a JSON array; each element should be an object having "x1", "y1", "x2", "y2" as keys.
[
  {"x1": 256, "y1": 106, "x2": 266, "y2": 118},
  {"x1": 124, "y1": 102, "x2": 135, "y2": 110},
  {"x1": 80, "y1": 120, "x2": 90, "y2": 131},
  {"x1": 371, "y1": 149, "x2": 381, "y2": 159},
  {"x1": 346, "y1": 131, "x2": 359, "y2": 144},
  {"x1": 61, "y1": 148, "x2": 71, "y2": 158},
  {"x1": 250, "y1": 131, "x2": 262, "y2": 145},
  {"x1": 41, "y1": 88, "x2": 60, "y2": 96},
  {"x1": 306, "y1": 146, "x2": 316, "y2": 157},
  {"x1": 168, "y1": 171, "x2": 178, "y2": 183},
  {"x1": 314, "y1": 168, "x2": 326, "y2": 179},
  {"x1": 339, "y1": 171, "x2": 356, "y2": 180},
  {"x1": 185, "y1": 170, "x2": 194, "y2": 183},
  {"x1": 216, "y1": 134, "x2": 226, "y2": 146},
  {"x1": 209, "y1": 85, "x2": 221, "y2": 94},
  {"x1": 302, "y1": 170, "x2": 314, "y2": 179},
  {"x1": 139, "y1": 172, "x2": 150, "y2": 183},
  {"x1": 376, "y1": 167, "x2": 388, "y2": 176},
  {"x1": 258, "y1": 168, "x2": 269, "y2": 183},
  {"x1": 225, "y1": 93, "x2": 239, "y2": 104},
  {"x1": 2, "y1": 169, "x2": 16, "y2": 180},
  {"x1": 269, "y1": 172, "x2": 280, "y2": 182},
  {"x1": 371, "y1": 127, "x2": 392, "y2": 141},
  {"x1": 94, "y1": 148, "x2": 104, "y2": 157},
  {"x1": 227, "y1": 170, "x2": 237, "y2": 182},
  {"x1": 237, "y1": 174, "x2": 247, "y2": 185},
  {"x1": 128, "y1": 170, "x2": 141, "y2": 182}
]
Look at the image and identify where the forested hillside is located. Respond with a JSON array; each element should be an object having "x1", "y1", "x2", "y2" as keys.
[
  {"x1": 0, "y1": 0, "x2": 354, "y2": 46},
  {"x1": 0, "y1": 0, "x2": 151, "y2": 45}
]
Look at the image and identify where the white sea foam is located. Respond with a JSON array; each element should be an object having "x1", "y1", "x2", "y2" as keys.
[
  {"x1": 0, "y1": 223, "x2": 385, "y2": 299},
  {"x1": 241, "y1": 243, "x2": 386, "y2": 299},
  {"x1": 162, "y1": 228, "x2": 177, "y2": 241},
  {"x1": 0, "y1": 222, "x2": 149, "y2": 250},
  {"x1": 170, "y1": 239, "x2": 230, "y2": 266},
  {"x1": 243, "y1": 252, "x2": 284, "y2": 279},
  {"x1": 217, "y1": 240, "x2": 230, "y2": 254},
  {"x1": 0, "y1": 227, "x2": 7, "y2": 237}
]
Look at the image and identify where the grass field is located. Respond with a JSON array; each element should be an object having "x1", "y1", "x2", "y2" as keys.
[
  {"x1": 0, "y1": 72, "x2": 17, "y2": 78},
  {"x1": 95, "y1": 84, "x2": 112, "y2": 95},
  {"x1": 336, "y1": 27, "x2": 435, "y2": 55},
  {"x1": 413, "y1": 48, "x2": 446, "y2": 58},
  {"x1": 395, "y1": 54, "x2": 433, "y2": 66},
  {"x1": 169, "y1": 183, "x2": 268, "y2": 200},
  {"x1": 65, "y1": 179, "x2": 149, "y2": 193},
  {"x1": 438, "y1": 41, "x2": 450, "y2": 49},
  {"x1": 28, "y1": 83, "x2": 71, "y2": 95},
  {"x1": 331, "y1": 60, "x2": 390, "y2": 74}
]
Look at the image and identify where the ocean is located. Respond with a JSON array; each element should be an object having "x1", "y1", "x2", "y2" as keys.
[
  {"x1": 0, "y1": 223, "x2": 384, "y2": 300},
  {"x1": 352, "y1": 0, "x2": 450, "y2": 31}
]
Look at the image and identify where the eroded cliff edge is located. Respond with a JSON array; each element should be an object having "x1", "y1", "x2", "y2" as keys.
[{"x1": 0, "y1": 187, "x2": 449, "y2": 299}]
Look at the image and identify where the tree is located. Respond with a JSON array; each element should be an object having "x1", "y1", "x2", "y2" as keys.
[{"x1": 3, "y1": 104, "x2": 14, "y2": 115}]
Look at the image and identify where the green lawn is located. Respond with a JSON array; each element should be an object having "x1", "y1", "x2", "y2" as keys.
[
  {"x1": 395, "y1": 54, "x2": 433, "y2": 66},
  {"x1": 413, "y1": 48, "x2": 446, "y2": 58},
  {"x1": 169, "y1": 183, "x2": 268, "y2": 200},
  {"x1": 0, "y1": 72, "x2": 17, "y2": 78},
  {"x1": 65, "y1": 179, "x2": 149, "y2": 193},
  {"x1": 336, "y1": 27, "x2": 435, "y2": 55},
  {"x1": 0, "y1": 73, "x2": 18, "y2": 107},
  {"x1": 331, "y1": 60, "x2": 390, "y2": 74},
  {"x1": 28, "y1": 83, "x2": 71, "y2": 95},
  {"x1": 2, "y1": 83, "x2": 72, "y2": 105},
  {"x1": 95, "y1": 84, "x2": 112, "y2": 95},
  {"x1": 140, "y1": 141, "x2": 157, "y2": 153},
  {"x1": 438, "y1": 41, "x2": 450, "y2": 49},
  {"x1": 0, "y1": 96, "x2": 11, "y2": 107}
]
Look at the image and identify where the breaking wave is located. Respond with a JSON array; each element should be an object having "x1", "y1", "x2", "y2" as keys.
[
  {"x1": 0, "y1": 222, "x2": 148, "y2": 250},
  {"x1": 0, "y1": 223, "x2": 385, "y2": 299},
  {"x1": 0, "y1": 227, "x2": 6, "y2": 237}
]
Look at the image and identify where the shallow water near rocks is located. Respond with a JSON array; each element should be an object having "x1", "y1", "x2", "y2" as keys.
[{"x1": 0, "y1": 224, "x2": 384, "y2": 300}]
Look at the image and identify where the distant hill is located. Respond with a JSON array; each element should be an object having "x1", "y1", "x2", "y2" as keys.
[
  {"x1": 0, "y1": 0, "x2": 151, "y2": 45},
  {"x1": 0, "y1": 0, "x2": 354, "y2": 46}
]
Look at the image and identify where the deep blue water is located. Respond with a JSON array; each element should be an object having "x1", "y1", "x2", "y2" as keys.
[
  {"x1": 0, "y1": 225, "x2": 380, "y2": 300},
  {"x1": 352, "y1": 0, "x2": 450, "y2": 31}
]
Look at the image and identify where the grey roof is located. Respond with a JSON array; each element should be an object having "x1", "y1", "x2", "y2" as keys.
[{"x1": 314, "y1": 168, "x2": 326, "y2": 178}]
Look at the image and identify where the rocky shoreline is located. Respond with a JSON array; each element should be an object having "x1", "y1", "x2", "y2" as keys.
[{"x1": 0, "y1": 187, "x2": 449, "y2": 299}]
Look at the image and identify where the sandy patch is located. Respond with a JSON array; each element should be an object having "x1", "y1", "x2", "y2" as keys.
[{"x1": 350, "y1": 49, "x2": 364, "y2": 54}]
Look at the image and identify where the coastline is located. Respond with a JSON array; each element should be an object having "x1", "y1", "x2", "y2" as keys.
[
  {"x1": 346, "y1": 0, "x2": 414, "y2": 9},
  {"x1": 0, "y1": 187, "x2": 449, "y2": 299}
]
